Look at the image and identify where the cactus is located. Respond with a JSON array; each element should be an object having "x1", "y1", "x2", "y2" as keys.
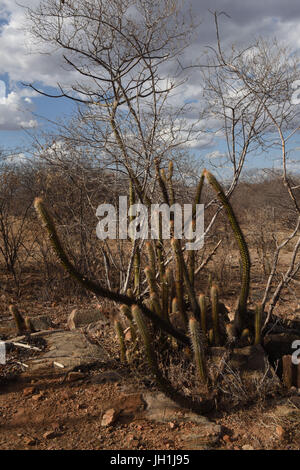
[
  {"x1": 188, "y1": 171, "x2": 205, "y2": 287},
  {"x1": 132, "y1": 305, "x2": 213, "y2": 414},
  {"x1": 114, "y1": 320, "x2": 126, "y2": 363},
  {"x1": 188, "y1": 317, "x2": 207, "y2": 384},
  {"x1": 198, "y1": 293, "x2": 207, "y2": 335},
  {"x1": 24, "y1": 316, "x2": 35, "y2": 333},
  {"x1": 34, "y1": 164, "x2": 259, "y2": 413},
  {"x1": 9, "y1": 305, "x2": 26, "y2": 334},
  {"x1": 171, "y1": 238, "x2": 200, "y2": 321},
  {"x1": 129, "y1": 180, "x2": 141, "y2": 295},
  {"x1": 34, "y1": 198, "x2": 189, "y2": 346},
  {"x1": 254, "y1": 305, "x2": 262, "y2": 345},
  {"x1": 204, "y1": 170, "x2": 251, "y2": 333},
  {"x1": 210, "y1": 285, "x2": 220, "y2": 346}
]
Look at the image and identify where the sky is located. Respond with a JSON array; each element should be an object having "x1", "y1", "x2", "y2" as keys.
[{"x1": 1, "y1": 0, "x2": 300, "y2": 173}]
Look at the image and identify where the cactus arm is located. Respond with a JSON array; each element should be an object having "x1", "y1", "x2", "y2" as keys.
[
  {"x1": 188, "y1": 171, "x2": 205, "y2": 286},
  {"x1": 198, "y1": 293, "x2": 207, "y2": 335},
  {"x1": 34, "y1": 197, "x2": 188, "y2": 345},
  {"x1": 254, "y1": 305, "x2": 262, "y2": 345},
  {"x1": 210, "y1": 285, "x2": 220, "y2": 346},
  {"x1": 188, "y1": 317, "x2": 207, "y2": 384},
  {"x1": 204, "y1": 170, "x2": 251, "y2": 324},
  {"x1": 114, "y1": 320, "x2": 126, "y2": 363}
]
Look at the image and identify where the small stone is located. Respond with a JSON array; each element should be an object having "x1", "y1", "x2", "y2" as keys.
[
  {"x1": 223, "y1": 434, "x2": 231, "y2": 443},
  {"x1": 23, "y1": 387, "x2": 35, "y2": 396},
  {"x1": 124, "y1": 329, "x2": 132, "y2": 342},
  {"x1": 76, "y1": 403, "x2": 87, "y2": 410},
  {"x1": 67, "y1": 309, "x2": 106, "y2": 330},
  {"x1": 242, "y1": 444, "x2": 254, "y2": 450},
  {"x1": 24, "y1": 437, "x2": 36, "y2": 446},
  {"x1": 101, "y1": 408, "x2": 119, "y2": 427},
  {"x1": 67, "y1": 372, "x2": 86, "y2": 382},
  {"x1": 169, "y1": 422, "x2": 176, "y2": 429},
  {"x1": 276, "y1": 425, "x2": 285, "y2": 440},
  {"x1": 32, "y1": 392, "x2": 45, "y2": 401},
  {"x1": 43, "y1": 431, "x2": 60, "y2": 439}
]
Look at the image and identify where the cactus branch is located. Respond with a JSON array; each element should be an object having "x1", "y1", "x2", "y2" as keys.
[
  {"x1": 204, "y1": 170, "x2": 251, "y2": 328},
  {"x1": 34, "y1": 197, "x2": 189, "y2": 345}
]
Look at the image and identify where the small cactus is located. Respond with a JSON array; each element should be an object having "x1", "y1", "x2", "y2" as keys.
[
  {"x1": 9, "y1": 305, "x2": 26, "y2": 334},
  {"x1": 114, "y1": 320, "x2": 126, "y2": 363}
]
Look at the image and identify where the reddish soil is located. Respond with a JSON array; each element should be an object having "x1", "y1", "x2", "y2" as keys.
[{"x1": 0, "y1": 299, "x2": 300, "y2": 451}]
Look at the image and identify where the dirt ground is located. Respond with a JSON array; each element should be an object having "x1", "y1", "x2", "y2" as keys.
[{"x1": 1, "y1": 297, "x2": 300, "y2": 451}]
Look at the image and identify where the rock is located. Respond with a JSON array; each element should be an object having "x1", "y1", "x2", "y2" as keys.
[
  {"x1": 276, "y1": 425, "x2": 285, "y2": 440},
  {"x1": 67, "y1": 309, "x2": 107, "y2": 330},
  {"x1": 23, "y1": 386, "x2": 35, "y2": 396},
  {"x1": 101, "y1": 408, "x2": 119, "y2": 427},
  {"x1": 67, "y1": 371, "x2": 86, "y2": 382},
  {"x1": 90, "y1": 371, "x2": 122, "y2": 384},
  {"x1": 242, "y1": 444, "x2": 254, "y2": 450},
  {"x1": 267, "y1": 399, "x2": 300, "y2": 420},
  {"x1": 143, "y1": 392, "x2": 215, "y2": 426},
  {"x1": 264, "y1": 333, "x2": 300, "y2": 363},
  {"x1": 223, "y1": 434, "x2": 231, "y2": 443},
  {"x1": 27, "y1": 330, "x2": 106, "y2": 372},
  {"x1": 180, "y1": 425, "x2": 222, "y2": 450},
  {"x1": 24, "y1": 437, "x2": 36, "y2": 446},
  {"x1": 210, "y1": 345, "x2": 267, "y2": 372},
  {"x1": 30, "y1": 315, "x2": 54, "y2": 331},
  {"x1": 43, "y1": 431, "x2": 61, "y2": 439},
  {"x1": 32, "y1": 392, "x2": 45, "y2": 401}
]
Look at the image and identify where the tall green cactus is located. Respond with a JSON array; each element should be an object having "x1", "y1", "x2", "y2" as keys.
[{"x1": 204, "y1": 170, "x2": 251, "y2": 332}]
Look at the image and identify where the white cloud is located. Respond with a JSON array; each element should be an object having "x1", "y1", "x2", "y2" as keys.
[{"x1": 0, "y1": 80, "x2": 37, "y2": 130}]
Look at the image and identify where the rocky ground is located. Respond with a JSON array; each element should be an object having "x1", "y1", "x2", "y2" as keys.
[{"x1": 0, "y1": 299, "x2": 300, "y2": 451}]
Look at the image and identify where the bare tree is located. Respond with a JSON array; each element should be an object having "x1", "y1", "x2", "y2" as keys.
[{"x1": 191, "y1": 12, "x2": 300, "y2": 325}]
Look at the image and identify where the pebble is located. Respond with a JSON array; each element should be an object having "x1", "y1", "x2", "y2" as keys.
[
  {"x1": 24, "y1": 437, "x2": 36, "y2": 446},
  {"x1": 276, "y1": 425, "x2": 285, "y2": 440},
  {"x1": 43, "y1": 431, "x2": 60, "y2": 439},
  {"x1": 23, "y1": 387, "x2": 35, "y2": 396},
  {"x1": 101, "y1": 408, "x2": 118, "y2": 427}
]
